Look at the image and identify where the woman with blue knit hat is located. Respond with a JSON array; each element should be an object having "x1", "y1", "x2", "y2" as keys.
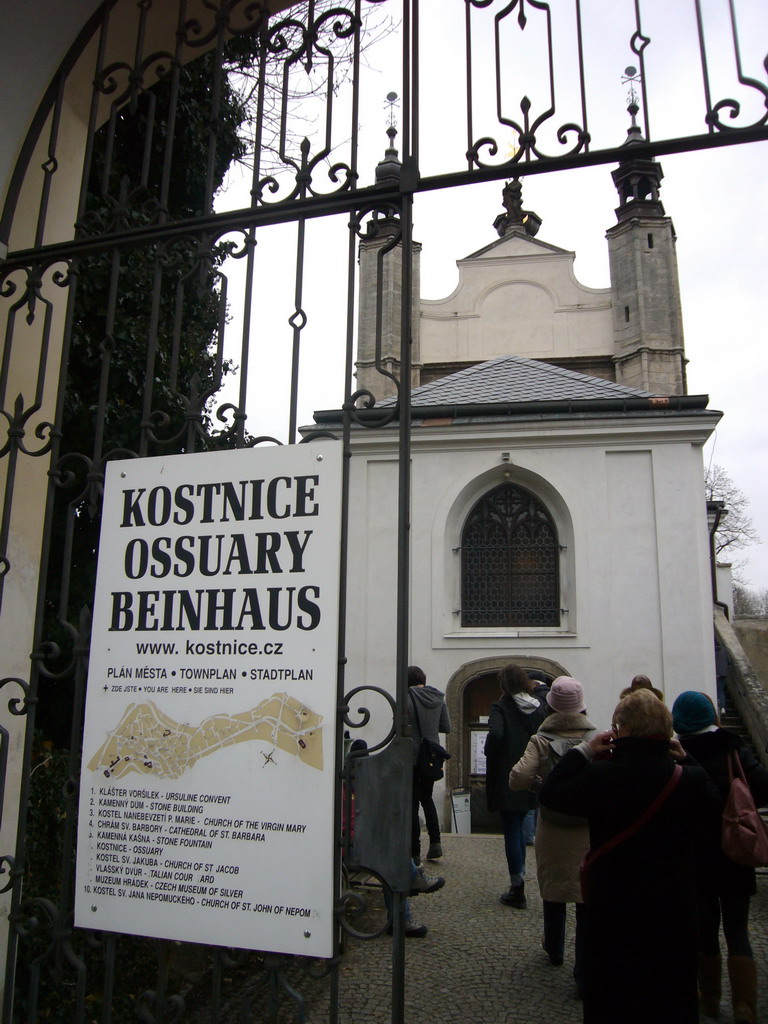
[{"x1": 673, "y1": 690, "x2": 768, "y2": 1024}]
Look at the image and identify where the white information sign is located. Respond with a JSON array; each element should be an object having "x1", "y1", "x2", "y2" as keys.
[
  {"x1": 471, "y1": 730, "x2": 489, "y2": 776},
  {"x1": 450, "y1": 788, "x2": 472, "y2": 835},
  {"x1": 75, "y1": 443, "x2": 342, "y2": 958}
]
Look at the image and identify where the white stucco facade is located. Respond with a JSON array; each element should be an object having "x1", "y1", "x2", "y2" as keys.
[
  {"x1": 420, "y1": 232, "x2": 613, "y2": 365},
  {"x1": 336, "y1": 401, "x2": 720, "y2": 817}
]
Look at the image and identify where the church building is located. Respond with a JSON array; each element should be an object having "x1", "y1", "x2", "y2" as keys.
[{"x1": 308, "y1": 130, "x2": 720, "y2": 829}]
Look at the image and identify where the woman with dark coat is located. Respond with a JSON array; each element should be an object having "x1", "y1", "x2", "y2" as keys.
[
  {"x1": 539, "y1": 690, "x2": 721, "y2": 1024},
  {"x1": 672, "y1": 690, "x2": 768, "y2": 1024},
  {"x1": 484, "y1": 664, "x2": 547, "y2": 908}
]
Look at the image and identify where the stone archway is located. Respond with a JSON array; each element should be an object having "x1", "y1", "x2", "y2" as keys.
[{"x1": 443, "y1": 655, "x2": 570, "y2": 833}]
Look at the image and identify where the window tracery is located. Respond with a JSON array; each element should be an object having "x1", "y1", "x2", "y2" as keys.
[{"x1": 461, "y1": 482, "x2": 560, "y2": 627}]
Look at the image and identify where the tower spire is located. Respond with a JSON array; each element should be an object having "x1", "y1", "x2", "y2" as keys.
[
  {"x1": 611, "y1": 66, "x2": 665, "y2": 219},
  {"x1": 606, "y1": 68, "x2": 686, "y2": 396},
  {"x1": 375, "y1": 91, "x2": 402, "y2": 186},
  {"x1": 356, "y1": 92, "x2": 422, "y2": 400}
]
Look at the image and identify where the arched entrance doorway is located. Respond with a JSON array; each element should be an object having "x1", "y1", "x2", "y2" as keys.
[{"x1": 444, "y1": 657, "x2": 569, "y2": 833}]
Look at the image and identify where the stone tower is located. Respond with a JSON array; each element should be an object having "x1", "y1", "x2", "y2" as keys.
[
  {"x1": 606, "y1": 122, "x2": 687, "y2": 396},
  {"x1": 354, "y1": 126, "x2": 421, "y2": 402}
]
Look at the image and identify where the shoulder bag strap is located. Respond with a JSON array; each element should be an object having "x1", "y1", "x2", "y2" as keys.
[
  {"x1": 728, "y1": 750, "x2": 746, "y2": 784},
  {"x1": 584, "y1": 763, "x2": 683, "y2": 872}
]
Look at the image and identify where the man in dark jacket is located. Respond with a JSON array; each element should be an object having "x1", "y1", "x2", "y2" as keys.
[
  {"x1": 408, "y1": 666, "x2": 451, "y2": 863},
  {"x1": 484, "y1": 664, "x2": 548, "y2": 907}
]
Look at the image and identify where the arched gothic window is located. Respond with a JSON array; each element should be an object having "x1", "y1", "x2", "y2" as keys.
[{"x1": 461, "y1": 482, "x2": 560, "y2": 627}]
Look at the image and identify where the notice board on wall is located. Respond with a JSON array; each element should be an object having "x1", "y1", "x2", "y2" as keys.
[
  {"x1": 75, "y1": 443, "x2": 342, "y2": 958},
  {"x1": 471, "y1": 729, "x2": 489, "y2": 776}
]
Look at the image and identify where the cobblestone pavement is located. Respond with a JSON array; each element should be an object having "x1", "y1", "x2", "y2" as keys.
[
  {"x1": 330, "y1": 834, "x2": 767, "y2": 1024},
  {"x1": 208, "y1": 832, "x2": 768, "y2": 1024},
  {"x1": 335, "y1": 832, "x2": 585, "y2": 1024}
]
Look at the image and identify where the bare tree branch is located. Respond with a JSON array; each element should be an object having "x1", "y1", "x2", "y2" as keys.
[
  {"x1": 225, "y1": 2, "x2": 397, "y2": 178},
  {"x1": 705, "y1": 463, "x2": 760, "y2": 586},
  {"x1": 733, "y1": 583, "x2": 768, "y2": 617}
]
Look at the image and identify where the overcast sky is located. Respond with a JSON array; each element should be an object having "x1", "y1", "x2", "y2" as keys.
[{"x1": 217, "y1": 0, "x2": 768, "y2": 589}]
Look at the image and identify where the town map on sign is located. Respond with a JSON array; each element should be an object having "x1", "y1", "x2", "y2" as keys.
[{"x1": 87, "y1": 693, "x2": 324, "y2": 779}]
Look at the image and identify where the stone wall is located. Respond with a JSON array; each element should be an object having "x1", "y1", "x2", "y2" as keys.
[
  {"x1": 733, "y1": 616, "x2": 768, "y2": 692},
  {"x1": 716, "y1": 609, "x2": 768, "y2": 767}
]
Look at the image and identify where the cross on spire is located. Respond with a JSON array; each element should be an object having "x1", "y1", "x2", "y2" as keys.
[
  {"x1": 621, "y1": 65, "x2": 643, "y2": 135},
  {"x1": 384, "y1": 90, "x2": 399, "y2": 130}
]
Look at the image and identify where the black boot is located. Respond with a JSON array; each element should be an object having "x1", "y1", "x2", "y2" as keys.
[{"x1": 499, "y1": 882, "x2": 527, "y2": 909}]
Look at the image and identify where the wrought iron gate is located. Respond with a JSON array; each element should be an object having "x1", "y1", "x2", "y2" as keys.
[{"x1": 1, "y1": 1, "x2": 766, "y2": 1021}]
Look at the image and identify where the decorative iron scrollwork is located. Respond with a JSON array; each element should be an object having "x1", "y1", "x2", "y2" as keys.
[
  {"x1": 467, "y1": 0, "x2": 590, "y2": 167},
  {"x1": 0, "y1": 855, "x2": 16, "y2": 896},
  {"x1": 0, "y1": 677, "x2": 32, "y2": 718},
  {"x1": 340, "y1": 684, "x2": 397, "y2": 755},
  {"x1": 336, "y1": 864, "x2": 391, "y2": 940}
]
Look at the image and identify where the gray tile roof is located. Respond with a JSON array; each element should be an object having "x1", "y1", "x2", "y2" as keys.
[{"x1": 384, "y1": 355, "x2": 654, "y2": 407}]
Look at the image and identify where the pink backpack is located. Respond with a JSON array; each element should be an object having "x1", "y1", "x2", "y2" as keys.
[{"x1": 721, "y1": 752, "x2": 768, "y2": 868}]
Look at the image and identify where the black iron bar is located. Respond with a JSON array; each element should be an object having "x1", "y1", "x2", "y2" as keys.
[
  {"x1": 288, "y1": 216, "x2": 307, "y2": 445},
  {"x1": 390, "y1": 1, "x2": 415, "y2": 1020},
  {"x1": 4, "y1": 121, "x2": 768, "y2": 274}
]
